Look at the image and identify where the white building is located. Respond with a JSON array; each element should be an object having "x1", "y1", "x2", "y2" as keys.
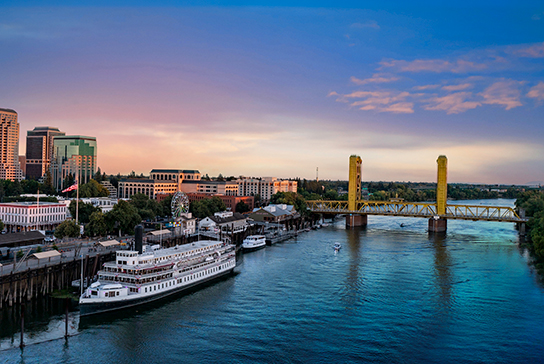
[
  {"x1": 0, "y1": 202, "x2": 67, "y2": 232},
  {"x1": 79, "y1": 197, "x2": 118, "y2": 213}
]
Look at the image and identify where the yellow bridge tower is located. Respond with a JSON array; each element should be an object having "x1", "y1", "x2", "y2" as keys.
[
  {"x1": 346, "y1": 155, "x2": 367, "y2": 228},
  {"x1": 429, "y1": 155, "x2": 448, "y2": 233}
]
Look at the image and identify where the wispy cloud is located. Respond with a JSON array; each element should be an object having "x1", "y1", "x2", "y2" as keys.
[
  {"x1": 350, "y1": 21, "x2": 380, "y2": 30},
  {"x1": 379, "y1": 59, "x2": 487, "y2": 73},
  {"x1": 442, "y1": 83, "x2": 472, "y2": 91},
  {"x1": 350, "y1": 74, "x2": 399, "y2": 85},
  {"x1": 413, "y1": 84, "x2": 440, "y2": 91},
  {"x1": 423, "y1": 92, "x2": 481, "y2": 114},
  {"x1": 527, "y1": 82, "x2": 544, "y2": 102},
  {"x1": 513, "y1": 42, "x2": 544, "y2": 58},
  {"x1": 480, "y1": 80, "x2": 523, "y2": 110},
  {"x1": 334, "y1": 90, "x2": 415, "y2": 113}
]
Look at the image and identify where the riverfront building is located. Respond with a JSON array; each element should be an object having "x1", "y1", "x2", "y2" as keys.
[
  {"x1": 0, "y1": 201, "x2": 67, "y2": 232},
  {"x1": 0, "y1": 108, "x2": 24, "y2": 181},
  {"x1": 25, "y1": 126, "x2": 65, "y2": 180},
  {"x1": 51, "y1": 135, "x2": 97, "y2": 191},
  {"x1": 237, "y1": 177, "x2": 297, "y2": 202},
  {"x1": 249, "y1": 204, "x2": 299, "y2": 223}
]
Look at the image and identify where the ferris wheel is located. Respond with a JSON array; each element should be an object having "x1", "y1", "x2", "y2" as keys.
[{"x1": 171, "y1": 191, "x2": 190, "y2": 218}]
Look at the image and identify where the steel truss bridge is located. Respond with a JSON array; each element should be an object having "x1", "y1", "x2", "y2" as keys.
[{"x1": 307, "y1": 200, "x2": 528, "y2": 223}]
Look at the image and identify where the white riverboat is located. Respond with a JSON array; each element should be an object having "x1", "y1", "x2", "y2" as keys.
[
  {"x1": 79, "y1": 240, "x2": 236, "y2": 316},
  {"x1": 242, "y1": 235, "x2": 267, "y2": 252}
]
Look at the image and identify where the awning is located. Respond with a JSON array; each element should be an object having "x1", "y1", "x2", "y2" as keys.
[
  {"x1": 98, "y1": 240, "x2": 120, "y2": 247},
  {"x1": 149, "y1": 230, "x2": 170, "y2": 236},
  {"x1": 32, "y1": 250, "x2": 61, "y2": 259}
]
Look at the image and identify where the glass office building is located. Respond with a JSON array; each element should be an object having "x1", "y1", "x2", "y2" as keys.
[{"x1": 51, "y1": 136, "x2": 97, "y2": 191}]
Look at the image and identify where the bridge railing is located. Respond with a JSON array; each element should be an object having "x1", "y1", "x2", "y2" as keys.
[
  {"x1": 444, "y1": 204, "x2": 524, "y2": 222},
  {"x1": 307, "y1": 200, "x2": 528, "y2": 223}
]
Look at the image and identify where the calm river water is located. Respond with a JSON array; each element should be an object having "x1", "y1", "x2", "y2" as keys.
[{"x1": 1, "y1": 199, "x2": 543, "y2": 363}]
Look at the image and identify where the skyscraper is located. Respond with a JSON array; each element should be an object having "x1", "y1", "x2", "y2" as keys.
[
  {"x1": 51, "y1": 135, "x2": 97, "y2": 190},
  {"x1": 25, "y1": 126, "x2": 65, "y2": 180},
  {"x1": 0, "y1": 108, "x2": 23, "y2": 181}
]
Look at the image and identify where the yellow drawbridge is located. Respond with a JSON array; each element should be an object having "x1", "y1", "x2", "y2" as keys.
[{"x1": 307, "y1": 155, "x2": 528, "y2": 231}]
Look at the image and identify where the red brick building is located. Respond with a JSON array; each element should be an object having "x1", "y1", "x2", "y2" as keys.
[{"x1": 186, "y1": 193, "x2": 254, "y2": 211}]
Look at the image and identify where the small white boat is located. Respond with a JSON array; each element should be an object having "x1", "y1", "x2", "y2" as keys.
[
  {"x1": 242, "y1": 235, "x2": 267, "y2": 252},
  {"x1": 333, "y1": 242, "x2": 341, "y2": 251}
]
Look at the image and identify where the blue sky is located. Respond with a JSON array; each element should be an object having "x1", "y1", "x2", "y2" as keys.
[{"x1": 1, "y1": 2, "x2": 543, "y2": 184}]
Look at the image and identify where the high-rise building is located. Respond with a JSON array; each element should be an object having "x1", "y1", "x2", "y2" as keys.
[
  {"x1": 25, "y1": 126, "x2": 65, "y2": 180},
  {"x1": 0, "y1": 108, "x2": 23, "y2": 181},
  {"x1": 51, "y1": 135, "x2": 97, "y2": 190}
]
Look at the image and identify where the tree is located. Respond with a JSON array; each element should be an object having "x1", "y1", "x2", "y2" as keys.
[
  {"x1": 129, "y1": 193, "x2": 162, "y2": 221},
  {"x1": 235, "y1": 201, "x2": 250, "y2": 213},
  {"x1": 160, "y1": 194, "x2": 174, "y2": 217},
  {"x1": 87, "y1": 211, "x2": 108, "y2": 237},
  {"x1": 41, "y1": 170, "x2": 56, "y2": 195},
  {"x1": 105, "y1": 200, "x2": 141, "y2": 236},
  {"x1": 94, "y1": 167, "x2": 103, "y2": 182},
  {"x1": 0, "y1": 219, "x2": 4, "y2": 232},
  {"x1": 189, "y1": 197, "x2": 226, "y2": 219},
  {"x1": 54, "y1": 220, "x2": 80, "y2": 239},
  {"x1": 69, "y1": 201, "x2": 101, "y2": 224},
  {"x1": 79, "y1": 179, "x2": 109, "y2": 198}
]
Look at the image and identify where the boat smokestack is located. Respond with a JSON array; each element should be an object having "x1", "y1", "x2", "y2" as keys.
[{"x1": 135, "y1": 225, "x2": 143, "y2": 254}]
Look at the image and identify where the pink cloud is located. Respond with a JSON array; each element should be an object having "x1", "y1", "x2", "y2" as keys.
[
  {"x1": 350, "y1": 74, "x2": 400, "y2": 85},
  {"x1": 479, "y1": 80, "x2": 523, "y2": 110},
  {"x1": 527, "y1": 82, "x2": 544, "y2": 102},
  {"x1": 413, "y1": 84, "x2": 440, "y2": 91},
  {"x1": 513, "y1": 42, "x2": 544, "y2": 58},
  {"x1": 336, "y1": 90, "x2": 414, "y2": 114},
  {"x1": 423, "y1": 92, "x2": 481, "y2": 114},
  {"x1": 442, "y1": 83, "x2": 472, "y2": 91},
  {"x1": 379, "y1": 59, "x2": 487, "y2": 73}
]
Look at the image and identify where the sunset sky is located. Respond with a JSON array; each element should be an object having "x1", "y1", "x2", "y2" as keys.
[{"x1": 1, "y1": 1, "x2": 543, "y2": 184}]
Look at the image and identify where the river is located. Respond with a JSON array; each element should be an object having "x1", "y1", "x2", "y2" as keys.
[{"x1": 1, "y1": 199, "x2": 543, "y2": 363}]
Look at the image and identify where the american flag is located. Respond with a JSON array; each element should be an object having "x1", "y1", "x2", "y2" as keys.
[{"x1": 62, "y1": 183, "x2": 78, "y2": 193}]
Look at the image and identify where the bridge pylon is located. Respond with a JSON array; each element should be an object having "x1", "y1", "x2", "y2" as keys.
[
  {"x1": 346, "y1": 155, "x2": 367, "y2": 228},
  {"x1": 429, "y1": 155, "x2": 448, "y2": 233}
]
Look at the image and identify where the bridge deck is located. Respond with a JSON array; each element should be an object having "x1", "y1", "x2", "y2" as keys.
[{"x1": 307, "y1": 201, "x2": 528, "y2": 223}]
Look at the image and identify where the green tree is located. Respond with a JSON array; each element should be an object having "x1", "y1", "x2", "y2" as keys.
[
  {"x1": 54, "y1": 220, "x2": 80, "y2": 239},
  {"x1": 69, "y1": 201, "x2": 101, "y2": 224},
  {"x1": 105, "y1": 200, "x2": 141, "y2": 235},
  {"x1": 129, "y1": 193, "x2": 162, "y2": 221},
  {"x1": 94, "y1": 167, "x2": 103, "y2": 182},
  {"x1": 41, "y1": 170, "x2": 56, "y2": 195},
  {"x1": 235, "y1": 200, "x2": 250, "y2": 213},
  {"x1": 159, "y1": 194, "x2": 174, "y2": 217},
  {"x1": 79, "y1": 179, "x2": 109, "y2": 198},
  {"x1": 189, "y1": 197, "x2": 227, "y2": 219},
  {"x1": 0, "y1": 219, "x2": 4, "y2": 232},
  {"x1": 87, "y1": 211, "x2": 108, "y2": 237}
]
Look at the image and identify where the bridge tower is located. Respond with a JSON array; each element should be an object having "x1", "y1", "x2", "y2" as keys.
[
  {"x1": 429, "y1": 155, "x2": 448, "y2": 233},
  {"x1": 346, "y1": 155, "x2": 367, "y2": 228}
]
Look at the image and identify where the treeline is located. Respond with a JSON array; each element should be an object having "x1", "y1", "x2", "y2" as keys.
[
  {"x1": 296, "y1": 178, "x2": 526, "y2": 202},
  {"x1": 516, "y1": 191, "x2": 544, "y2": 267}
]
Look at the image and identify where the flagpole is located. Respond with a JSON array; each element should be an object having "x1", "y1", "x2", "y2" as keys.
[
  {"x1": 36, "y1": 188, "x2": 40, "y2": 231},
  {"x1": 76, "y1": 176, "x2": 79, "y2": 226}
]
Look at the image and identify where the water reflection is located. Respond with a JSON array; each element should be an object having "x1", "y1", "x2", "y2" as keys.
[
  {"x1": 0, "y1": 298, "x2": 79, "y2": 351},
  {"x1": 428, "y1": 232, "x2": 453, "y2": 313},
  {"x1": 341, "y1": 227, "x2": 365, "y2": 307}
]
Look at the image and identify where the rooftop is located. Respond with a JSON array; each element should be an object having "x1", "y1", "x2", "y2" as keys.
[
  {"x1": 150, "y1": 169, "x2": 200, "y2": 174},
  {"x1": 0, "y1": 108, "x2": 17, "y2": 114}
]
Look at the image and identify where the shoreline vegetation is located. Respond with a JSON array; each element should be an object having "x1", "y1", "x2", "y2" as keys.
[{"x1": 515, "y1": 191, "x2": 544, "y2": 278}]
